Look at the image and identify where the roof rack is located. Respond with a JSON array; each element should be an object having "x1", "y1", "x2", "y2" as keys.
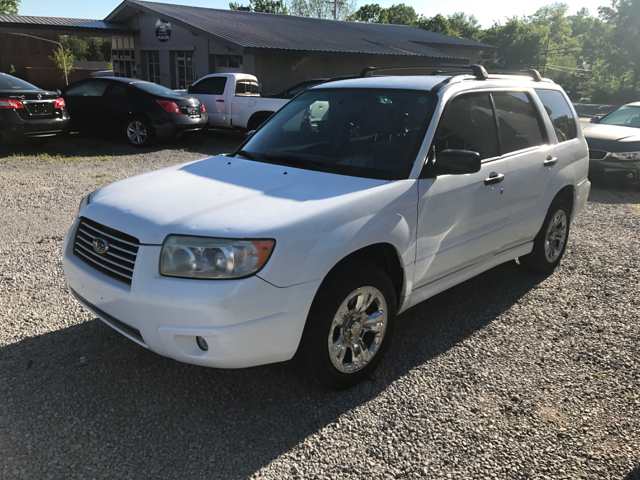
[
  {"x1": 489, "y1": 69, "x2": 542, "y2": 82},
  {"x1": 359, "y1": 65, "x2": 445, "y2": 78}
]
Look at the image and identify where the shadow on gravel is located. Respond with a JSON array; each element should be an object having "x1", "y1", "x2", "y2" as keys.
[
  {"x1": 624, "y1": 465, "x2": 640, "y2": 480},
  {"x1": 588, "y1": 180, "x2": 640, "y2": 204},
  {"x1": 0, "y1": 129, "x2": 244, "y2": 160},
  {"x1": 0, "y1": 261, "x2": 547, "y2": 479}
]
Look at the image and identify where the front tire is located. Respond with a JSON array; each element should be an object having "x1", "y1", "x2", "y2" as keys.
[
  {"x1": 124, "y1": 117, "x2": 153, "y2": 147},
  {"x1": 519, "y1": 198, "x2": 570, "y2": 274},
  {"x1": 297, "y1": 260, "x2": 397, "y2": 390}
]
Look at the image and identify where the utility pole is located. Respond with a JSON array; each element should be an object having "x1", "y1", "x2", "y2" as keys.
[
  {"x1": 8, "y1": 32, "x2": 69, "y2": 85},
  {"x1": 542, "y1": 32, "x2": 550, "y2": 77}
]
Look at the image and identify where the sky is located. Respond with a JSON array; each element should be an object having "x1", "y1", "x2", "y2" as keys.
[{"x1": 18, "y1": 0, "x2": 612, "y2": 28}]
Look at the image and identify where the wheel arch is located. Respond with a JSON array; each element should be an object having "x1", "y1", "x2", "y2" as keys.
[
  {"x1": 554, "y1": 184, "x2": 575, "y2": 215},
  {"x1": 321, "y1": 243, "x2": 405, "y2": 312},
  {"x1": 247, "y1": 110, "x2": 274, "y2": 130}
]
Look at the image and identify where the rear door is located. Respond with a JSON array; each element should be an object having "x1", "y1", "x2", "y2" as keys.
[{"x1": 492, "y1": 91, "x2": 558, "y2": 248}]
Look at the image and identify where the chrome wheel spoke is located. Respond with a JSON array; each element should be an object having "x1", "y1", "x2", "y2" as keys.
[
  {"x1": 327, "y1": 286, "x2": 388, "y2": 374},
  {"x1": 544, "y1": 210, "x2": 567, "y2": 262}
]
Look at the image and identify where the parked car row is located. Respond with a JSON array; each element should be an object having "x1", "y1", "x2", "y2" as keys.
[{"x1": 0, "y1": 74, "x2": 208, "y2": 147}]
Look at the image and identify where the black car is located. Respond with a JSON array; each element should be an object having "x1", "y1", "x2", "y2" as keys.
[
  {"x1": 61, "y1": 77, "x2": 208, "y2": 147},
  {"x1": 583, "y1": 102, "x2": 640, "y2": 186},
  {"x1": 0, "y1": 73, "x2": 69, "y2": 143}
]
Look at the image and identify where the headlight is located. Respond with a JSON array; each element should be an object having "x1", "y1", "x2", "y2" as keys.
[
  {"x1": 612, "y1": 151, "x2": 640, "y2": 161},
  {"x1": 78, "y1": 188, "x2": 101, "y2": 214},
  {"x1": 160, "y1": 235, "x2": 275, "y2": 279}
]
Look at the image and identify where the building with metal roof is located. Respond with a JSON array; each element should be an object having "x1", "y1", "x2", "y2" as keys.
[{"x1": 0, "y1": 0, "x2": 494, "y2": 92}]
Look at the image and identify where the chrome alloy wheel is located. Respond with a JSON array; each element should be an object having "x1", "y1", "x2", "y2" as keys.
[
  {"x1": 327, "y1": 286, "x2": 388, "y2": 374},
  {"x1": 127, "y1": 120, "x2": 148, "y2": 145},
  {"x1": 544, "y1": 210, "x2": 568, "y2": 263}
]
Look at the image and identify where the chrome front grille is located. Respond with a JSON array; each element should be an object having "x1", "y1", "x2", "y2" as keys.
[
  {"x1": 589, "y1": 149, "x2": 608, "y2": 160},
  {"x1": 73, "y1": 217, "x2": 140, "y2": 285}
]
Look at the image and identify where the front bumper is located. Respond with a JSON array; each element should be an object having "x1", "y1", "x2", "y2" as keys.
[
  {"x1": 62, "y1": 219, "x2": 320, "y2": 369},
  {"x1": 589, "y1": 158, "x2": 640, "y2": 184}
]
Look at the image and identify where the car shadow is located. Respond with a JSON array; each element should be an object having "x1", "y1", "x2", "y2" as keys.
[
  {"x1": 588, "y1": 179, "x2": 640, "y2": 204},
  {"x1": 0, "y1": 129, "x2": 244, "y2": 160},
  {"x1": 0, "y1": 260, "x2": 548, "y2": 479},
  {"x1": 624, "y1": 465, "x2": 640, "y2": 480}
]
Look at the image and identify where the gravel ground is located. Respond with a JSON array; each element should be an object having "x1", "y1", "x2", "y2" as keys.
[{"x1": 0, "y1": 132, "x2": 639, "y2": 480}]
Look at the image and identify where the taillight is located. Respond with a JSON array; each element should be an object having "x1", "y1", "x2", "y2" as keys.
[
  {"x1": 54, "y1": 98, "x2": 65, "y2": 109},
  {"x1": 201, "y1": 104, "x2": 206, "y2": 113},
  {"x1": 156, "y1": 100, "x2": 182, "y2": 114},
  {"x1": 0, "y1": 98, "x2": 25, "y2": 110}
]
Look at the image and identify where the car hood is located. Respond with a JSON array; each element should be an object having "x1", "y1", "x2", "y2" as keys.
[
  {"x1": 582, "y1": 123, "x2": 640, "y2": 152},
  {"x1": 82, "y1": 156, "x2": 388, "y2": 244}
]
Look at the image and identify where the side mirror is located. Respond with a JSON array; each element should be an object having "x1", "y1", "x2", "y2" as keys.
[
  {"x1": 433, "y1": 149, "x2": 481, "y2": 175},
  {"x1": 246, "y1": 130, "x2": 256, "y2": 138},
  {"x1": 590, "y1": 116, "x2": 600, "y2": 123}
]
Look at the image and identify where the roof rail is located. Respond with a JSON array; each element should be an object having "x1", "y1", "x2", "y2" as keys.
[
  {"x1": 489, "y1": 69, "x2": 543, "y2": 82},
  {"x1": 359, "y1": 65, "x2": 441, "y2": 78}
]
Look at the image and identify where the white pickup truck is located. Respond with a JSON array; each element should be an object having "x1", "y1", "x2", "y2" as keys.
[{"x1": 176, "y1": 73, "x2": 289, "y2": 131}]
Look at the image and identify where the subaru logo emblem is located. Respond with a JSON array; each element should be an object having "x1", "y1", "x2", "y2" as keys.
[{"x1": 92, "y1": 237, "x2": 109, "y2": 255}]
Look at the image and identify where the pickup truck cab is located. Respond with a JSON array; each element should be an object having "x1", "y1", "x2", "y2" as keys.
[
  {"x1": 64, "y1": 67, "x2": 590, "y2": 390},
  {"x1": 176, "y1": 73, "x2": 288, "y2": 130}
]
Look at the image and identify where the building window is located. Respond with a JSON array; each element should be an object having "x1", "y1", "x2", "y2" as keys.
[
  {"x1": 112, "y1": 37, "x2": 136, "y2": 78},
  {"x1": 175, "y1": 51, "x2": 194, "y2": 89},
  {"x1": 217, "y1": 55, "x2": 243, "y2": 73},
  {"x1": 146, "y1": 51, "x2": 160, "y2": 84}
]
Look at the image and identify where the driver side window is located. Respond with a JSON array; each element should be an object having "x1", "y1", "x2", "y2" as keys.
[{"x1": 433, "y1": 93, "x2": 499, "y2": 160}]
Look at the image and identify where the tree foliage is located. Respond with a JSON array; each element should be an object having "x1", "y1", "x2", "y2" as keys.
[
  {"x1": 59, "y1": 36, "x2": 111, "y2": 62},
  {"x1": 229, "y1": 0, "x2": 287, "y2": 13},
  {"x1": 0, "y1": 0, "x2": 20, "y2": 15},
  {"x1": 48, "y1": 47, "x2": 74, "y2": 79},
  {"x1": 289, "y1": 0, "x2": 355, "y2": 20}
]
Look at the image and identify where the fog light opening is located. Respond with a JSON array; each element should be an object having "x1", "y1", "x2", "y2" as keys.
[
  {"x1": 196, "y1": 336, "x2": 209, "y2": 351},
  {"x1": 627, "y1": 173, "x2": 634, "y2": 179}
]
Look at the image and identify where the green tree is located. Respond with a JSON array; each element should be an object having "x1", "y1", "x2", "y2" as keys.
[
  {"x1": 386, "y1": 3, "x2": 417, "y2": 26},
  {"x1": 446, "y1": 12, "x2": 481, "y2": 40},
  {"x1": 600, "y1": 0, "x2": 640, "y2": 91},
  {"x1": 417, "y1": 14, "x2": 453, "y2": 35},
  {"x1": 481, "y1": 18, "x2": 549, "y2": 69},
  {"x1": 60, "y1": 35, "x2": 88, "y2": 61},
  {"x1": 48, "y1": 47, "x2": 74, "y2": 79},
  {"x1": 0, "y1": 0, "x2": 20, "y2": 15},
  {"x1": 229, "y1": 0, "x2": 287, "y2": 13},
  {"x1": 289, "y1": 0, "x2": 355, "y2": 20},
  {"x1": 348, "y1": 3, "x2": 388, "y2": 23}
]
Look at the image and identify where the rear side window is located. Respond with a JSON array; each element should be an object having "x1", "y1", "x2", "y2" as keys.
[
  {"x1": 433, "y1": 92, "x2": 499, "y2": 160},
  {"x1": 492, "y1": 92, "x2": 545, "y2": 154},
  {"x1": 235, "y1": 80, "x2": 259, "y2": 95},
  {"x1": 535, "y1": 90, "x2": 577, "y2": 142},
  {"x1": 192, "y1": 77, "x2": 227, "y2": 95},
  {"x1": 65, "y1": 80, "x2": 110, "y2": 97}
]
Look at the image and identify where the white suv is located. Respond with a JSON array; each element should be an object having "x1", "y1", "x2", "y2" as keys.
[{"x1": 63, "y1": 67, "x2": 590, "y2": 390}]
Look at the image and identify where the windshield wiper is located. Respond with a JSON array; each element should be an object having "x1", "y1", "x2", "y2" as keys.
[
  {"x1": 233, "y1": 149, "x2": 258, "y2": 161},
  {"x1": 262, "y1": 154, "x2": 337, "y2": 173}
]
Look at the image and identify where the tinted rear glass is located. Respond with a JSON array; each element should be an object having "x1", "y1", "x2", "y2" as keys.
[
  {"x1": 536, "y1": 90, "x2": 577, "y2": 142},
  {"x1": 492, "y1": 92, "x2": 545, "y2": 154},
  {"x1": 132, "y1": 82, "x2": 179, "y2": 96},
  {"x1": 0, "y1": 75, "x2": 39, "y2": 90}
]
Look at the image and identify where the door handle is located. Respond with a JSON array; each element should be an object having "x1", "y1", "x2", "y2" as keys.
[
  {"x1": 544, "y1": 156, "x2": 558, "y2": 166},
  {"x1": 484, "y1": 172, "x2": 505, "y2": 186},
  {"x1": 216, "y1": 99, "x2": 225, "y2": 103}
]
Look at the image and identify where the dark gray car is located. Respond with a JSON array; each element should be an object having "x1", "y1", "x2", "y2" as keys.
[{"x1": 583, "y1": 102, "x2": 640, "y2": 186}]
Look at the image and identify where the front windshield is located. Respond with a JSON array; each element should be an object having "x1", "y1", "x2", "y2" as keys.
[
  {"x1": 237, "y1": 88, "x2": 435, "y2": 180},
  {"x1": 0, "y1": 74, "x2": 39, "y2": 90},
  {"x1": 132, "y1": 81, "x2": 180, "y2": 97},
  {"x1": 599, "y1": 105, "x2": 640, "y2": 128}
]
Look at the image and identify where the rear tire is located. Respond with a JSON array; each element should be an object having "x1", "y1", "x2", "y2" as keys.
[
  {"x1": 519, "y1": 198, "x2": 571, "y2": 274},
  {"x1": 296, "y1": 260, "x2": 397, "y2": 391},
  {"x1": 124, "y1": 117, "x2": 153, "y2": 147}
]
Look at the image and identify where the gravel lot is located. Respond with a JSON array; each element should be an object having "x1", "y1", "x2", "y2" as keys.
[{"x1": 0, "y1": 132, "x2": 639, "y2": 480}]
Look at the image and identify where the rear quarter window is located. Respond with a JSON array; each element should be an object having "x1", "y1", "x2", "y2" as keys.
[{"x1": 535, "y1": 89, "x2": 578, "y2": 142}]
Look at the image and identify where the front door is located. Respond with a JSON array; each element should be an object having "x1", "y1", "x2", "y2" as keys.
[{"x1": 414, "y1": 92, "x2": 511, "y2": 288}]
